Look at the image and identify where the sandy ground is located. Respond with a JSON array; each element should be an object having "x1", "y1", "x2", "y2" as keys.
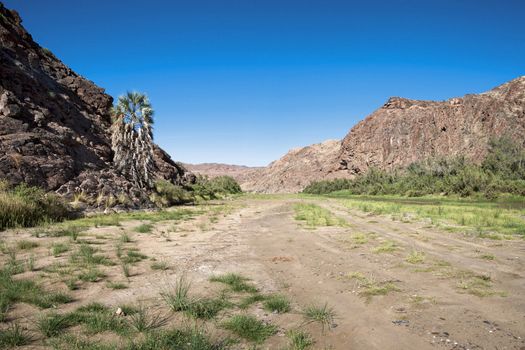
[{"x1": 2, "y1": 197, "x2": 524, "y2": 349}]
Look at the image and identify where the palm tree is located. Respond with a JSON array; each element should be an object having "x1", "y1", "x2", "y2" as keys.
[{"x1": 111, "y1": 91, "x2": 155, "y2": 189}]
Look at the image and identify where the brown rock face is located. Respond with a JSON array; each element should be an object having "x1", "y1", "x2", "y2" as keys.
[
  {"x1": 238, "y1": 77, "x2": 525, "y2": 193},
  {"x1": 0, "y1": 4, "x2": 191, "y2": 206},
  {"x1": 338, "y1": 77, "x2": 525, "y2": 174}
]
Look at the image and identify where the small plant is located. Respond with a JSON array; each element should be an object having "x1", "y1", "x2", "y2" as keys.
[
  {"x1": 121, "y1": 250, "x2": 148, "y2": 264},
  {"x1": 17, "y1": 240, "x2": 39, "y2": 250},
  {"x1": 302, "y1": 303, "x2": 336, "y2": 332},
  {"x1": 129, "y1": 304, "x2": 169, "y2": 332},
  {"x1": 161, "y1": 276, "x2": 191, "y2": 312},
  {"x1": 78, "y1": 268, "x2": 106, "y2": 282},
  {"x1": 185, "y1": 297, "x2": 230, "y2": 320},
  {"x1": 372, "y1": 240, "x2": 397, "y2": 253},
  {"x1": 65, "y1": 279, "x2": 78, "y2": 290},
  {"x1": 134, "y1": 223, "x2": 153, "y2": 233},
  {"x1": 106, "y1": 281, "x2": 128, "y2": 290},
  {"x1": 480, "y1": 253, "x2": 495, "y2": 260},
  {"x1": 263, "y1": 294, "x2": 291, "y2": 313},
  {"x1": 406, "y1": 250, "x2": 426, "y2": 264},
  {"x1": 151, "y1": 261, "x2": 169, "y2": 271},
  {"x1": 222, "y1": 314, "x2": 277, "y2": 343},
  {"x1": 119, "y1": 233, "x2": 131, "y2": 243},
  {"x1": 286, "y1": 329, "x2": 314, "y2": 350},
  {"x1": 209, "y1": 273, "x2": 257, "y2": 293},
  {"x1": 26, "y1": 254, "x2": 36, "y2": 271},
  {"x1": 36, "y1": 312, "x2": 70, "y2": 338},
  {"x1": 0, "y1": 323, "x2": 32, "y2": 347},
  {"x1": 239, "y1": 294, "x2": 266, "y2": 309},
  {"x1": 51, "y1": 242, "x2": 69, "y2": 257},
  {"x1": 122, "y1": 263, "x2": 131, "y2": 278}
]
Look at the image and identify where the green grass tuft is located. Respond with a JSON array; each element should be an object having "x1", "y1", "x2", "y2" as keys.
[
  {"x1": 209, "y1": 273, "x2": 257, "y2": 293},
  {"x1": 222, "y1": 314, "x2": 277, "y2": 343},
  {"x1": 263, "y1": 294, "x2": 291, "y2": 313}
]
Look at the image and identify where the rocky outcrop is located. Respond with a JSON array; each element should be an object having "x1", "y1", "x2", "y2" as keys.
[
  {"x1": 338, "y1": 77, "x2": 525, "y2": 174},
  {"x1": 237, "y1": 77, "x2": 525, "y2": 193},
  {"x1": 0, "y1": 4, "x2": 191, "y2": 207}
]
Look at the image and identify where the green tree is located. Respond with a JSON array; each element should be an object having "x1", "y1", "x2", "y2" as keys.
[{"x1": 111, "y1": 92, "x2": 155, "y2": 188}]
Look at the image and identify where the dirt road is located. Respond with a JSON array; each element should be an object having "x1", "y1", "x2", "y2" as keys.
[
  {"x1": 130, "y1": 197, "x2": 524, "y2": 349},
  {"x1": 4, "y1": 196, "x2": 524, "y2": 349}
]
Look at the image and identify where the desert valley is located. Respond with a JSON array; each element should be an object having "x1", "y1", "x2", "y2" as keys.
[{"x1": 0, "y1": 2, "x2": 524, "y2": 350}]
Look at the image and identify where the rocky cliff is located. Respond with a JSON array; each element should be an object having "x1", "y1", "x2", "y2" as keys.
[
  {"x1": 338, "y1": 77, "x2": 525, "y2": 174},
  {"x1": 236, "y1": 77, "x2": 525, "y2": 193},
  {"x1": 0, "y1": 4, "x2": 191, "y2": 207}
]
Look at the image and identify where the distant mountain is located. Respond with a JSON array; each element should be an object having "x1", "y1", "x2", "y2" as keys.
[
  {"x1": 184, "y1": 163, "x2": 263, "y2": 184},
  {"x1": 0, "y1": 4, "x2": 193, "y2": 207}
]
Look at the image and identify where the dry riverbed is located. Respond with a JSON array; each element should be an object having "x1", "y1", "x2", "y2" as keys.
[{"x1": 0, "y1": 196, "x2": 524, "y2": 349}]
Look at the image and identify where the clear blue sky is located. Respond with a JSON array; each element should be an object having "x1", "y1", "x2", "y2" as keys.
[{"x1": 4, "y1": 0, "x2": 524, "y2": 166}]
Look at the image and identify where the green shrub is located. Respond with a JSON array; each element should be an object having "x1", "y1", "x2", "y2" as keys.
[
  {"x1": 303, "y1": 137, "x2": 525, "y2": 198},
  {"x1": 191, "y1": 175, "x2": 242, "y2": 199},
  {"x1": 0, "y1": 181, "x2": 69, "y2": 230},
  {"x1": 151, "y1": 180, "x2": 193, "y2": 207}
]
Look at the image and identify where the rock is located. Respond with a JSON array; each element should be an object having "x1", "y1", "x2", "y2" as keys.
[
  {"x1": 338, "y1": 77, "x2": 525, "y2": 174},
  {"x1": 0, "y1": 3, "x2": 194, "y2": 207},
  {"x1": 115, "y1": 307, "x2": 125, "y2": 316}
]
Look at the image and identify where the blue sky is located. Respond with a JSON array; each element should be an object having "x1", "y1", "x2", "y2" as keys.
[{"x1": 5, "y1": 0, "x2": 524, "y2": 166}]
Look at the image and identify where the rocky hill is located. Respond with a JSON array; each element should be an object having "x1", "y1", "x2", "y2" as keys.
[
  {"x1": 337, "y1": 76, "x2": 525, "y2": 174},
  {"x1": 0, "y1": 4, "x2": 192, "y2": 207},
  {"x1": 241, "y1": 140, "x2": 346, "y2": 193},
  {"x1": 240, "y1": 77, "x2": 525, "y2": 193}
]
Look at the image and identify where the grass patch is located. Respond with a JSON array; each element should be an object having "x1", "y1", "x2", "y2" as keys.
[
  {"x1": 337, "y1": 195, "x2": 525, "y2": 237},
  {"x1": 106, "y1": 281, "x2": 128, "y2": 290},
  {"x1": 0, "y1": 268, "x2": 72, "y2": 316},
  {"x1": 51, "y1": 242, "x2": 70, "y2": 256},
  {"x1": 78, "y1": 268, "x2": 106, "y2": 282},
  {"x1": 129, "y1": 305, "x2": 169, "y2": 332},
  {"x1": 162, "y1": 277, "x2": 230, "y2": 319},
  {"x1": 479, "y1": 253, "x2": 495, "y2": 260},
  {"x1": 286, "y1": 329, "x2": 314, "y2": 350},
  {"x1": 16, "y1": 239, "x2": 38, "y2": 250},
  {"x1": 0, "y1": 181, "x2": 69, "y2": 230},
  {"x1": 263, "y1": 294, "x2": 291, "y2": 313},
  {"x1": 372, "y1": 240, "x2": 397, "y2": 253},
  {"x1": 162, "y1": 276, "x2": 191, "y2": 312},
  {"x1": 222, "y1": 314, "x2": 277, "y2": 343},
  {"x1": 119, "y1": 233, "x2": 131, "y2": 243},
  {"x1": 209, "y1": 273, "x2": 257, "y2": 293},
  {"x1": 70, "y1": 243, "x2": 113, "y2": 266},
  {"x1": 302, "y1": 303, "x2": 336, "y2": 331},
  {"x1": 134, "y1": 223, "x2": 153, "y2": 233},
  {"x1": 0, "y1": 323, "x2": 32, "y2": 347},
  {"x1": 36, "y1": 312, "x2": 71, "y2": 338},
  {"x1": 405, "y1": 250, "x2": 426, "y2": 264},
  {"x1": 238, "y1": 294, "x2": 266, "y2": 309},
  {"x1": 151, "y1": 261, "x2": 169, "y2": 271},
  {"x1": 456, "y1": 275, "x2": 504, "y2": 297},
  {"x1": 347, "y1": 272, "x2": 400, "y2": 300},
  {"x1": 294, "y1": 203, "x2": 346, "y2": 228},
  {"x1": 121, "y1": 250, "x2": 148, "y2": 264},
  {"x1": 130, "y1": 327, "x2": 230, "y2": 350}
]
